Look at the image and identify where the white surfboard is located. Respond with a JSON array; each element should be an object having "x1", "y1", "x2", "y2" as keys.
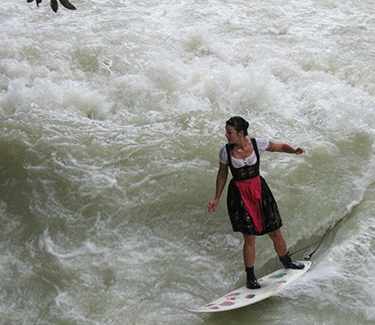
[{"x1": 190, "y1": 260, "x2": 311, "y2": 313}]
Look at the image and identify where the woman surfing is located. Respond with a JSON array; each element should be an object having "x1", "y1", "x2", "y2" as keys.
[{"x1": 208, "y1": 116, "x2": 304, "y2": 289}]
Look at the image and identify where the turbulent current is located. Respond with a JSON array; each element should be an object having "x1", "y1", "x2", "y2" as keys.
[{"x1": 1, "y1": 0, "x2": 375, "y2": 324}]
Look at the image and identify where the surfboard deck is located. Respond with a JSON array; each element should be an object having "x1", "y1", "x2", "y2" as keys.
[{"x1": 190, "y1": 260, "x2": 311, "y2": 313}]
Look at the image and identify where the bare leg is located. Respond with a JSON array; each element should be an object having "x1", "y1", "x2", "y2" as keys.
[
  {"x1": 243, "y1": 234, "x2": 256, "y2": 267},
  {"x1": 268, "y1": 229, "x2": 288, "y2": 257},
  {"x1": 269, "y1": 229, "x2": 305, "y2": 269},
  {"x1": 243, "y1": 234, "x2": 261, "y2": 289}
]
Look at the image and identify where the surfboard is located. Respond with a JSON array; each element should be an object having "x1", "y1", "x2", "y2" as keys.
[{"x1": 190, "y1": 260, "x2": 311, "y2": 313}]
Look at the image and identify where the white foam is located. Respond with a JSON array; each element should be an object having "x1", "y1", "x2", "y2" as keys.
[
  {"x1": 39, "y1": 229, "x2": 107, "y2": 260},
  {"x1": 1, "y1": 0, "x2": 375, "y2": 324}
]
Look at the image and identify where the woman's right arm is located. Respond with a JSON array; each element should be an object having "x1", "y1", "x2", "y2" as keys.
[{"x1": 208, "y1": 163, "x2": 229, "y2": 213}]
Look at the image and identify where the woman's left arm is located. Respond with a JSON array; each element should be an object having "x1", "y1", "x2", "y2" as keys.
[{"x1": 266, "y1": 142, "x2": 304, "y2": 155}]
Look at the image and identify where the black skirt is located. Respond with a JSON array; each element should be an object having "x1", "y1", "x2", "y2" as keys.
[{"x1": 227, "y1": 176, "x2": 282, "y2": 235}]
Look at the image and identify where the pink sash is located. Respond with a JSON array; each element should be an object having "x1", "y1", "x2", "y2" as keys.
[{"x1": 235, "y1": 176, "x2": 263, "y2": 233}]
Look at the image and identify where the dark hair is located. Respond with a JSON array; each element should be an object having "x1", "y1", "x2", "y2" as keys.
[{"x1": 225, "y1": 116, "x2": 249, "y2": 136}]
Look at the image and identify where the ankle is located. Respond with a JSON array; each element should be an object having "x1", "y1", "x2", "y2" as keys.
[
  {"x1": 246, "y1": 266, "x2": 260, "y2": 289},
  {"x1": 245, "y1": 266, "x2": 256, "y2": 278},
  {"x1": 279, "y1": 252, "x2": 292, "y2": 266},
  {"x1": 279, "y1": 253, "x2": 305, "y2": 270},
  {"x1": 246, "y1": 266, "x2": 261, "y2": 289}
]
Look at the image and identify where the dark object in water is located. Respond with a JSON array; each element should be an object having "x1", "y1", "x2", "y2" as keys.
[{"x1": 27, "y1": 0, "x2": 76, "y2": 12}]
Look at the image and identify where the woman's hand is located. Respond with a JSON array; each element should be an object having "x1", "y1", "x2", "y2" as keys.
[
  {"x1": 294, "y1": 147, "x2": 304, "y2": 155},
  {"x1": 208, "y1": 198, "x2": 220, "y2": 213}
]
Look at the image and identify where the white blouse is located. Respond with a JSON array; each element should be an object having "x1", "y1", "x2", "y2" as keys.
[{"x1": 219, "y1": 138, "x2": 270, "y2": 168}]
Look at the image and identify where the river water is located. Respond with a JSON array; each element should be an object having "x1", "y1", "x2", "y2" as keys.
[{"x1": 1, "y1": 0, "x2": 375, "y2": 324}]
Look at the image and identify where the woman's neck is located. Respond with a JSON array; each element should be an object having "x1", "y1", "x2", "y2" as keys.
[{"x1": 233, "y1": 136, "x2": 249, "y2": 149}]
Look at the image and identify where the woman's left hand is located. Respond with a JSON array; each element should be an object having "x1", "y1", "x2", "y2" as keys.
[{"x1": 295, "y1": 147, "x2": 304, "y2": 155}]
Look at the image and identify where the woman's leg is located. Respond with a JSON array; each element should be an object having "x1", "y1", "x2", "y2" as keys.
[
  {"x1": 243, "y1": 234, "x2": 256, "y2": 267},
  {"x1": 268, "y1": 229, "x2": 288, "y2": 257},
  {"x1": 268, "y1": 229, "x2": 304, "y2": 269},
  {"x1": 243, "y1": 234, "x2": 261, "y2": 289}
]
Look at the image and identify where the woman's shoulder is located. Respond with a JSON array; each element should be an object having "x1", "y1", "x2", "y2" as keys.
[
  {"x1": 219, "y1": 144, "x2": 229, "y2": 163},
  {"x1": 254, "y1": 137, "x2": 270, "y2": 152}
]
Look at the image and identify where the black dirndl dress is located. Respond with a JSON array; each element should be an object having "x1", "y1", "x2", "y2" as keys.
[{"x1": 226, "y1": 138, "x2": 282, "y2": 235}]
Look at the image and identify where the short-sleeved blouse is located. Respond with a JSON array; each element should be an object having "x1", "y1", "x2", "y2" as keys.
[{"x1": 219, "y1": 138, "x2": 270, "y2": 168}]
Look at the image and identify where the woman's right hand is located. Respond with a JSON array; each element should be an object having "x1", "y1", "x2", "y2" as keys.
[{"x1": 208, "y1": 198, "x2": 219, "y2": 213}]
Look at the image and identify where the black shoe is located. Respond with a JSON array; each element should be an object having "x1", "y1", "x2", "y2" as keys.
[
  {"x1": 246, "y1": 266, "x2": 261, "y2": 289},
  {"x1": 246, "y1": 279, "x2": 261, "y2": 289},
  {"x1": 279, "y1": 253, "x2": 305, "y2": 270}
]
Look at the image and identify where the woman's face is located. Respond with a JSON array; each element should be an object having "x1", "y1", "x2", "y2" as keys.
[{"x1": 225, "y1": 125, "x2": 242, "y2": 144}]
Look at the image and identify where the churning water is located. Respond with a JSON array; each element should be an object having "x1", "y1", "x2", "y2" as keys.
[{"x1": 1, "y1": 0, "x2": 375, "y2": 324}]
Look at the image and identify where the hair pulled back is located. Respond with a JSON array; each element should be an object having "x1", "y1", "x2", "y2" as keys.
[{"x1": 226, "y1": 116, "x2": 249, "y2": 136}]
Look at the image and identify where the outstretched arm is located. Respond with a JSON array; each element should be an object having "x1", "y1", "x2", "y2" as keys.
[
  {"x1": 266, "y1": 142, "x2": 304, "y2": 155},
  {"x1": 208, "y1": 163, "x2": 229, "y2": 213}
]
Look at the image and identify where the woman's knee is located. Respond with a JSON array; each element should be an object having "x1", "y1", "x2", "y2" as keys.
[{"x1": 268, "y1": 229, "x2": 283, "y2": 241}]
